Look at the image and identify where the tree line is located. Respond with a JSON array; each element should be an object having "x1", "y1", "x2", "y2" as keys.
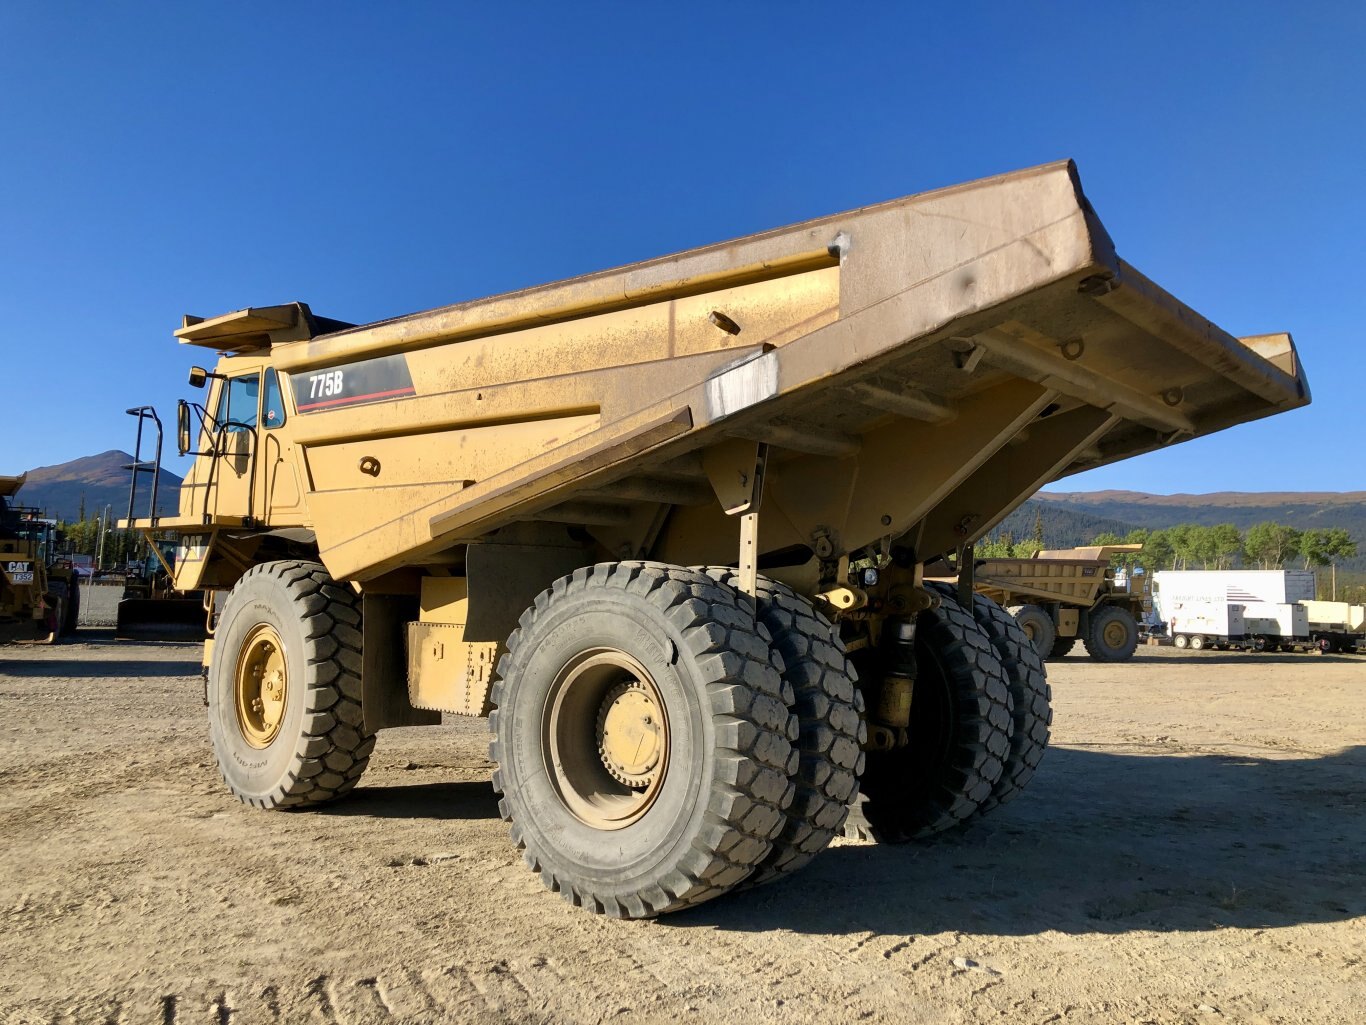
[
  {"x1": 54, "y1": 517, "x2": 143, "y2": 569},
  {"x1": 978, "y1": 513, "x2": 1358, "y2": 574}
]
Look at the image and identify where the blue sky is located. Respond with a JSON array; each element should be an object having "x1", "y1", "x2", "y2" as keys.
[{"x1": 1, "y1": 3, "x2": 1362, "y2": 492}]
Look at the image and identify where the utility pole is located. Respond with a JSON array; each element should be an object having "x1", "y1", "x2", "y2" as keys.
[{"x1": 97, "y1": 504, "x2": 111, "y2": 571}]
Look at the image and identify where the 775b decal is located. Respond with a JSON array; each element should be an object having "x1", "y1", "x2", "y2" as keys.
[{"x1": 291, "y1": 354, "x2": 416, "y2": 413}]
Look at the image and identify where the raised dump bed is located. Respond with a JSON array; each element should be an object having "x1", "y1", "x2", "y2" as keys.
[{"x1": 122, "y1": 160, "x2": 1310, "y2": 917}]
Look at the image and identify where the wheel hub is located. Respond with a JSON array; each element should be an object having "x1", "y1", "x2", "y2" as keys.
[
  {"x1": 234, "y1": 625, "x2": 288, "y2": 749},
  {"x1": 544, "y1": 648, "x2": 671, "y2": 830},
  {"x1": 1103, "y1": 620, "x2": 1128, "y2": 648},
  {"x1": 596, "y1": 681, "x2": 663, "y2": 788}
]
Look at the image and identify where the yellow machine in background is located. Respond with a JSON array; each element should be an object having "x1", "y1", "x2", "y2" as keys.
[
  {"x1": 122, "y1": 160, "x2": 1309, "y2": 917},
  {"x1": 939, "y1": 544, "x2": 1151, "y2": 661},
  {"x1": 115, "y1": 537, "x2": 206, "y2": 641},
  {"x1": 1, "y1": 475, "x2": 79, "y2": 643}
]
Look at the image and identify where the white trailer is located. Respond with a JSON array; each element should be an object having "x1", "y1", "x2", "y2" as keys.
[
  {"x1": 1301, "y1": 600, "x2": 1366, "y2": 654},
  {"x1": 1170, "y1": 600, "x2": 1245, "y2": 650},
  {"x1": 1240, "y1": 602, "x2": 1309, "y2": 651},
  {"x1": 1152, "y1": 570, "x2": 1316, "y2": 621}
]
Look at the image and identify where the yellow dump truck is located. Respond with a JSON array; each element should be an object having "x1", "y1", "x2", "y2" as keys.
[
  {"x1": 122, "y1": 160, "x2": 1309, "y2": 917},
  {"x1": 952, "y1": 544, "x2": 1151, "y2": 661},
  {"x1": 1, "y1": 475, "x2": 80, "y2": 643}
]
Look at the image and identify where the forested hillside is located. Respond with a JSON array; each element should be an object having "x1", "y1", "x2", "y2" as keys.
[{"x1": 990, "y1": 494, "x2": 1365, "y2": 600}]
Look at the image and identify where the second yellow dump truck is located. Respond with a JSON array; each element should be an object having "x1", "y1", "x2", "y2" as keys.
[
  {"x1": 949, "y1": 544, "x2": 1152, "y2": 661},
  {"x1": 123, "y1": 160, "x2": 1309, "y2": 917}
]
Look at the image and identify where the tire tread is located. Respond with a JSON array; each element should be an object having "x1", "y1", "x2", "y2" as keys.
[{"x1": 490, "y1": 561, "x2": 797, "y2": 918}]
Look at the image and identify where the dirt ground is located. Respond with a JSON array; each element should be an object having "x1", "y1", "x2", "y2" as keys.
[{"x1": 1, "y1": 636, "x2": 1362, "y2": 1025}]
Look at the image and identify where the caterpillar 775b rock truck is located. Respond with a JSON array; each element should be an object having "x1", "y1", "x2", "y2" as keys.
[{"x1": 121, "y1": 161, "x2": 1309, "y2": 918}]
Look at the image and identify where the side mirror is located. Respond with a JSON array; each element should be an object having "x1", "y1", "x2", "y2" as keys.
[
  {"x1": 176, "y1": 400, "x2": 192, "y2": 456},
  {"x1": 188, "y1": 366, "x2": 208, "y2": 388}
]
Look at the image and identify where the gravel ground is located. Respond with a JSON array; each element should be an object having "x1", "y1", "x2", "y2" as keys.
[
  {"x1": 76, "y1": 581, "x2": 123, "y2": 628},
  {"x1": 0, "y1": 636, "x2": 1362, "y2": 1025}
]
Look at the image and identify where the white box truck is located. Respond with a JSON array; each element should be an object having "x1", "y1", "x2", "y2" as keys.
[{"x1": 1152, "y1": 571, "x2": 1316, "y2": 620}]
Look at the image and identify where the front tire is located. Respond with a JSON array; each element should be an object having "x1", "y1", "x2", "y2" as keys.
[
  {"x1": 208, "y1": 561, "x2": 373, "y2": 809},
  {"x1": 490, "y1": 562, "x2": 798, "y2": 918},
  {"x1": 1083, "y1": 606, "x2": 1139, "y2": 662},
  {"x1": 64, "y1": 577, "x2": 80, "y2": 635}
]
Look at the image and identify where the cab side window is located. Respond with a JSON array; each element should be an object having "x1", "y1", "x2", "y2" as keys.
[
  {"x1": 216, "y1": 373, "x2": 260, "y2": 432},
  {"x1": 262, "y1": 369, "x2": 287, "y2": 429}
]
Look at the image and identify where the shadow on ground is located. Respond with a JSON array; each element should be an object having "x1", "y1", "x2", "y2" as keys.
[
  {"x1": 661, "y1": 744, "x2": 1366, "y2": 935},
  {"x1": 323, "y1": 743, "x2": 1366, "y2": 936},
  {"x1": 0, "y1": 657, "x2": 202, "y2": 678},
  {"x1": 326, "y1": 781, "x2": 502, "y2": 821}
]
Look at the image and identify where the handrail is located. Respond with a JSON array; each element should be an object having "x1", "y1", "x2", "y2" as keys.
[
  {"x1": 123, "y1": 406, "x2": 164, "y2": 527},
  {"x1": 199, "y1": 419, "x2": 259, "y2": 526}
]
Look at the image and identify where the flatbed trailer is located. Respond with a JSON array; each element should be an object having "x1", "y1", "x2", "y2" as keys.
[{"x1": 121, "y1": 160, "x2": 1309, "y2": 917}]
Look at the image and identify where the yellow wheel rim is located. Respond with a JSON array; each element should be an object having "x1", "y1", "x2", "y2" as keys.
[
  {"x1": 1103, "y1": 619, "x2": 1129, "y2": 649},
  {"x1": 234, "y1": 624, "x2": 289, "y2": 749},
  {"x1": 544, "y1": 648, "x2": 670, "y2": 830}
]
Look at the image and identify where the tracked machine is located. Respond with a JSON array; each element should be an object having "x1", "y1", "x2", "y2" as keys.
[{"x1": 122, "y1": 161, "x2": 1309, "y2": 916}]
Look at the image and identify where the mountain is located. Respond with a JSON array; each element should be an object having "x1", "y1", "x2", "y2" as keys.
[
  {"x1": 1034, "y1": 489, "x2": 1366, "y2": 540},
  {"x1": 16, "y1": 450, "x2": 182, "y2": 523}
]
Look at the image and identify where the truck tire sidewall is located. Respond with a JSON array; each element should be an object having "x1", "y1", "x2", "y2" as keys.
[
  {"x1": 499, "y1": 595, "x2": 711, "y2": 886},
  {"x1": 209, "y1": 574, "x2": 309, "y2": 801},
  {"x1": 1048, "y1": 635, "x2": 1076, "y2": 660},
  {"x1": 1086, "y1": 606, "x2": 1139, "y2": 661}
]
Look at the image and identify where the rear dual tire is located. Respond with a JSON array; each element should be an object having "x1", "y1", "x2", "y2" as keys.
[
  {"x1": 847, "y1": 594, "x2": 1012, "y2": 842},
  {"x1": 930, "y1": 585, "x2": 1052, "y2": 814},
  {"x1": 1008, "y1": 604, "x2": 1055, "y2": 659},
  {"x1": 699, "y1": 568, "x2": 866, "y2": 886},
  {"x1": 490, "y1": 562, "x2": 800, "y2": 918}
]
